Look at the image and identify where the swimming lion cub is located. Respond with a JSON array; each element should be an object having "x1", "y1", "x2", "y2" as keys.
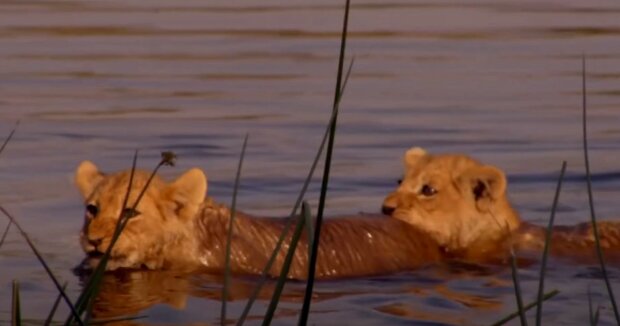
[
  {"x1": 382, "y1": 147, "x2": 620, "y2": 263},
  {"x1": 75, "y1": 161, "x2": 441, "y2": 279}
]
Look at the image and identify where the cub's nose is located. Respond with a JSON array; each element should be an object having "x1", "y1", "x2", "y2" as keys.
[
  {"x1": 88, "y1": 237, "x2": 103, "y2": 248},
  {"x1": 381, "y1": 205, "x2": 395, "y2": 215}
]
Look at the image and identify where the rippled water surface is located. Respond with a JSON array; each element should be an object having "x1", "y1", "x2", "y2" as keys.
[{"x1": 2, "y1": 0, "x2": 620, "y2": 325}]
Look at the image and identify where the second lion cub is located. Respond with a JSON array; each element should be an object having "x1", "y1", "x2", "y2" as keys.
[{"x1": 382, "y1": 147, "x2": 620, "y2": 264}]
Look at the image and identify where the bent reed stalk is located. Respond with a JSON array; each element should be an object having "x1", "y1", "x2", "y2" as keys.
[
  {"x1": 68, "y1": 151, "x2": 176, "y2": 324},
  {"x1": 535, "y1": 161, "x2": 567, "y2": 326},
  {"x1": 0, "y1": 122, "x2": 19, "y2": 250},
  {"x1": 221, "y1": 134, "x2": 249, "y2": 326},
  {"x1": 581, "y1": 55, "x2": 620, "y2": 324},
  {"x1": 235, "y1": 57, "x2": 355, "y2": 326}
]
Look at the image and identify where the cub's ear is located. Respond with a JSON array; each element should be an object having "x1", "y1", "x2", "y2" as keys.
[
  {"x1": 75, "y1": 160, "x2": 105, "y2": 199},
  {"x1": 404, "y1": 147, "x2": 428, "y2": 169},
  {"x1": 460, "y1": 165, "x2": 507, "y2": 212},
  {"x1": 167, "y1": 168, "x2": 207, "y2": 220}
]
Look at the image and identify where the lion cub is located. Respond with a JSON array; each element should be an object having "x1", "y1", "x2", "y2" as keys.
[
  {"x1": 381, "y1": 147, "x2": 519, "y2": 261},
  {"x1": 75, "y1": 161, "x2": 441, "y2": 279},
  {"x1": 382, "y1": 147, "x2": 620, "y2": 264}
]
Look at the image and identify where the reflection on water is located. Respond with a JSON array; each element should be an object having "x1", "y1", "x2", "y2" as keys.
[
  {"x1": 1, "y1": 0, "x2": 620, "y2": 325},
  {"x1": 88, "y1": 265, "x2": 513, "y2": 325},
  {"x1": 89, "y1": 270, "x2": 351, "y2": 322},
  {"x1": 81, "y1": 259, "x2": 618, "y2": 324},
  {"x1": 89, "y1": 271, "x2": 192, "y2": 321}
]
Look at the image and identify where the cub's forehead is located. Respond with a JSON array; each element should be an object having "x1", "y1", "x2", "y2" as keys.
[
  {"x1": 91, "y1": 170, "x2": 165, "y2": 203},
  {"x1": 406, "y1": 154, "x2": 482, "y2": 181}
]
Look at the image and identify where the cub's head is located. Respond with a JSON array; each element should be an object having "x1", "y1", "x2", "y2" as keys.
[
  {"x1": 382, "y1": 147, "x2": 520, "y2": 253},
  {"x1": 75, "y1": 161, "x2": 207, "y2": 270}
]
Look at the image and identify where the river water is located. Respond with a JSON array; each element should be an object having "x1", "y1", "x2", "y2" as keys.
[{"x1": 1, "y1": 0, "x2": 620, "y2": 325}]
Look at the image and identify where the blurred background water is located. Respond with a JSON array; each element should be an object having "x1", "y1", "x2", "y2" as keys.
[{"x1": 1, "y1": 0, "x2": 620, "y2": 324}]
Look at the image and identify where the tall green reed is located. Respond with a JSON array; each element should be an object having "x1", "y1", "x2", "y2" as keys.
[
  {"x1": 68, "y1": 151, "x2": 138, "y2": 325},
  {"x1": 235, "y1": 59, "x2": 354, "y2": 326},
  {"x1": 0, "y1": 121, "x2": 18, "y2": 158},
  {"x1": 0, "y1": 206, "x2": 82, "y2": 325},
  {"x1": 581, "y1": 55, "x2": 619, "y2": 323},
  {"x1": 299, "y1": 0, "x2": 351, "y2": 324},
  {"x1": 12, "y1": 280, "x2": 21, "y2": 326},
  {"x1": 588, "y1": 286, "x2": 601, "y2": 326},
  {"x1": 0, "y1": 120, "x2": 82, "y2": 325},
  {"x1": 535, "y1": 161, "x2": 566, "y2": 325},
  {"x1": 67, "y1": 151, "x2": 176, "y2": 324},
  {"x1": 0, "y1": 218, "x2": 11, "y2": 249},
  {"x1": 221, "y1": 134, "x2": 249, "y2": 326},
  {"x1": 262, "y1": 202, "x2": 312, "y2": 326},
  {"x1": 492, "y1": 161, "x2": 566, "y2": 326},
  {"x1": 44, "y1": 282, "x2": 67, "y2": 326},
  {"x1": 0, "y1": 122, "x2": 19, "y2": 250},
  {"x1": 509, "y1": 248, "x2": 527, "y2": 326}
]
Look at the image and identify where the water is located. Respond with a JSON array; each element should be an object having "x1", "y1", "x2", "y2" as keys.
[{"x1": 1, "y1": 0, "x2": 620, "y2": 324}]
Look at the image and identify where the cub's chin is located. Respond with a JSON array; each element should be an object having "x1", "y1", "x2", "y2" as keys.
[
  {"x1": 72, "y1": 260, "x2": 136, "y2": 279},
  {"x1": 74, "y1": 252, "x2": 143, "y2": 274}
]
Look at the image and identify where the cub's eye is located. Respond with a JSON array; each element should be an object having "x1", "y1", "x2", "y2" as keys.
[
  {"x1": 397, "y1": 179, "x2": 402, "y2": 185},
  {"x1": 85, "y1": 204, "x2": 98, "y2": 217},
  {"x1": 122, "y1": 208, "x2": 141, "y2": 219},
  {"x1": 420, "y1": 184, "x2": 437, "y2": 197}
]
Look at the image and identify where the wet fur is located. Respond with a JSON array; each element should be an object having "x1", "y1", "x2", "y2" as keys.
[
  {"x1": 382, "y1": 147, "x2": 519, "y2": 256},
  {"x1": 75, "y1": 161, "x2": 441, "y2": 279},
  {"x1": 382, "y1": 147, "x2": 620, "y2": 264}
]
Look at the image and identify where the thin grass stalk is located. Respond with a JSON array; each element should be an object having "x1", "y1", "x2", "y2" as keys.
[
  {"x1": 12, "y1": 280, "x2": 21, "y2": 326},
  {"x1": 235, "y1": 113, "x2": 326, "y2": 326},
  {"x1": 593, "y1": 307, "x2": 601, "y2": 326},
  {"x1": 535, "y1": 161, "x2": 566, "y2": 326},
  {"x1": 581, "y1": 55, "x2": 620, "y2": 323},
  {"x1": 69, "y1": 151, "x2": 139, "y2": 324},
  {"x1": 588, "y1": 286, "x2": 601, "y2": 326},
  {"x1": 235, "y1": 59, "x2": 354, "y2": 326},
  {"x1": 83, "y1": 152, "x2": 175, "y2": 322},
  {"x1": 509, "y1": 248, "x2": 528, "y2": 326},
  {"x1": 304, "y1": 204, "x2": 314, "y2": 258},
  {"x1": 44, "y1": 282, "x2": 67, "y2": 326},
  {"x1": 0, "y1": 120, "x2": 19, "y2": 157},
  {"x1": 489, "y1": 290, "x2": 559, "y2": 326},
  {"x1": 262, "y1": 202, "x2": 310, "y2": 326},
  {"x1": 70, "y1": 151, "x2": 175, "y2": 324},
  {"x1": 221, "y1": 134, "x2": 249, "y2": 326},
  {"x1": 589, "y1": 286, "x2": 595, "y2": 326},
  {"x1": 0, "y1": 122, "x2": 18, "y2": 250},
  {"x1": 299, "y1": 1, "x2": 351, "y2": 323},
  {"x1": 0, "y1": 221, "x2": 11, "y2": 248},
  {"x1": 0, "y1": 206, "x2": 83, "y2": 325}
]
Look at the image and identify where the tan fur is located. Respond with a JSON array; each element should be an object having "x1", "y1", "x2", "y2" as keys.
[
  {"x1": 76, "y1": 161, "x2": 205, "y2": 270},
  {"x1": 514, "y1": 221, "x2": 620, "y2": 264},
  {"x1": 383, "y1": 147, "x2": 620, "y2": 265},
  {"x1": 382, "y1": 147, "x2": 520, "y2": 257},
  {"x1": 75, "y1": 161, "x2": 442, "y2": 278}
]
